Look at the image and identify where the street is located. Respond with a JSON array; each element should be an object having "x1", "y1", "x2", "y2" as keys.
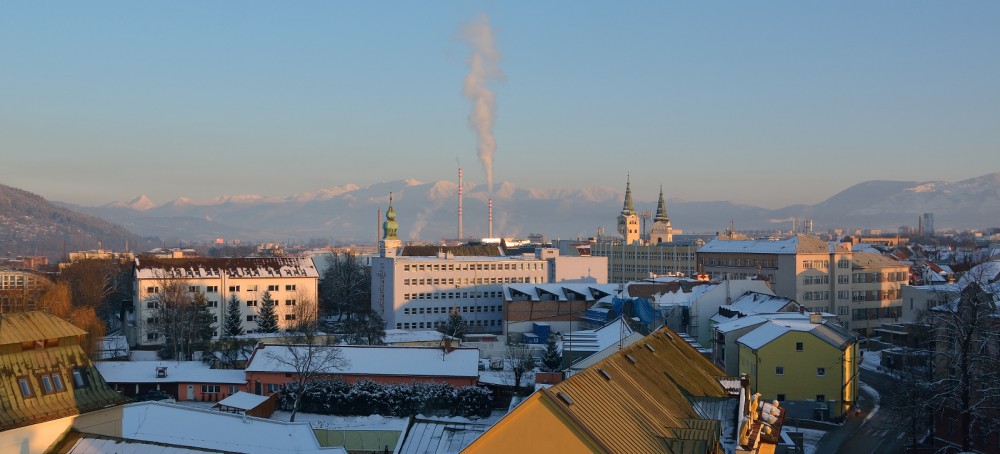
[{"x1": 814, "y1": 369, "x2": 908, "y2": 454}]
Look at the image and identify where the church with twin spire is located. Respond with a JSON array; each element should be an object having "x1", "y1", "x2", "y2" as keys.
[{"x1": 592, "y1": 177, "x2": 699, "y2": 282}]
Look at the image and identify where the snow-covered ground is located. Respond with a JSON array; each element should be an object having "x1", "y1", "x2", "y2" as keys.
[
  {"x1": 859, "y1": 382, "x2": 880, "y2": 427},
  {"x1": 783, "y1": 427, "x2": 826, "y2": 454},
  {"x1": 860, "y1": 349, "x2": 882, "y2": 372}
]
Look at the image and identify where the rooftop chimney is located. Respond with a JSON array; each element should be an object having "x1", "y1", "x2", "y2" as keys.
[{"x1": 809, "y1": 312, "x2": 823, "y2": 324}]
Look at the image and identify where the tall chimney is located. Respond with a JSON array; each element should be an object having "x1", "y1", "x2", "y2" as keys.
[
  {"x1": 458, "y1": 167, "x2": 463, "y2": 241},
  {"x1": 377, "y1": 208, "x2": 382, "y2": 244},
  {"x1": 488, "y1": 198, "x2": 493, "y2": 238}
]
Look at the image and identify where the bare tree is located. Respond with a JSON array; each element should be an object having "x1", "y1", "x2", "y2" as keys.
[
  {"x1": 505, "y1": 343, "x2": 536, "y2": 396},
  {"x1": 146, "y1": 280, "x2": 215, "y2": 360},
  {"x1": 925, "y1": 262, "x2": 1000, "y2": 452},
  {"x1": 319, "y1": 252, "x2": 371, "y2": 321},
  {"x1": 267, "y1": 296, "x2": 348, "y2": 422}
]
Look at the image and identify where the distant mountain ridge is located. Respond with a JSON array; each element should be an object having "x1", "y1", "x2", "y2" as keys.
[
  {"x1": 0, "y1": 183, "x2": 153, "y2": 260},
  {"x1": 58, "y1": 172, "x2": 1000, "y2": 243}
]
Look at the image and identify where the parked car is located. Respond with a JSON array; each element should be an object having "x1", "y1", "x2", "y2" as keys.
[{"x1": 134, "y1": 390, "x2": 173, "y2": 402}]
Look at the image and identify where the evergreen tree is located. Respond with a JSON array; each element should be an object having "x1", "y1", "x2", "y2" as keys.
[
  {"x1": 344, "y1": 310, "x2": 386, "y2": 345},
  {"x1": 257, "y1": 290, "x2": 279, "y2": 333},
  {"x1": 223, "y1": 293, "x2": 244, "y2": 337},
  {"x1": 542, "y1": 338, "x2": 562, "y2": 372},
  {"x1": 189, "y1": 290, "x2": 216, "y2": 355}
]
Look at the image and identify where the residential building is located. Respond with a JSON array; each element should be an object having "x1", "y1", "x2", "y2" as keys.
[
  {"x1": 465, "y1": 326, "x2": 785, "y2": 454},
  {"x1": 244, "y1": 344, "x2": 480, "y2": 393},
  {"x1": 713, "y1": 312, "x2": 836, "y2": 377},
  {"x1": 0, "y1": 311, "x2": 126, "y2": 452},
  {"x1": 698, "y1": 235, "x2": 909, "y2": 335},
  {"x1": 131, "y1": 256, "x2": 320, "y2": 347},
  {"x1": 899, "y1": 283, "x2": 956, "y2": 323},
  {"x1": 737, "y1": 315, "x2": 858, "y2": 420},
  {"x1": 371, "y1": 197, "x2": 551, "y2": 333},
  {"x1": 0, "y1": 267, "x2": 53, "y2": 313},
  {"x1": 95, "y1": 360, "x2": 247, "y2": 401},
  {"x1": 642, "y1": 278, "x2": 775, "y2": 348}
]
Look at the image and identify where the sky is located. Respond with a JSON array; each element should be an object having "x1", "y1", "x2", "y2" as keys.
[{"x1": 1, "y1": 2, "x2": 998, "y2": 210}]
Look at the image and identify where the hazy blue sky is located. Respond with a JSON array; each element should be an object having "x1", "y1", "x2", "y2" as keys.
[{"x1": 2, "y1": 2, "x2": 998, "y2": 209}]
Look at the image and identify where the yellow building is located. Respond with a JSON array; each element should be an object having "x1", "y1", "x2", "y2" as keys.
[
  {"x1": 737, "y1": 315, "x2": 858, "y2": 419},
  {"x1": 466, "y1": 326, "x2": 785, "y2": 453}
]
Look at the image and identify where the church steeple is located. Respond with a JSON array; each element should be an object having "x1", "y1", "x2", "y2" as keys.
[
  {"x1": 650, "y1": 185, "x2": 673, "y2": 244},
  {"x1": 617, "y1": 175, "x2": 640, "y2": 244},
  {"x1": 654, "y1": 186, "x2": 669, "y2": 223},
  {"x1": 379, "y1": 193, "x2": 402, "y2": 257},
  {"x1": 383, "y1": 193, "x2": 399, "y2": 240},
  {"x1": 621, "y1": 174, "x2": 636, "y2": 216}
]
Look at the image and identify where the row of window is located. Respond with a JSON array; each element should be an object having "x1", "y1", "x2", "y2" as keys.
[
  {"x1": 403, "y1": 276, "x2": 542, "y2": 286},
  {"x1": 402, "y1": 262, "x2": 543, "y2": 272},
  {"x1": 146, "y1": 284, "x2": 297, "y2": 294},
  {"x1": 773, "y1": 393, "x2": 826, "y2": 403},
  {"x1": 246, "y1": 299, "x2": 297, "y2": 307},
  {"x1": 852, "y1": 306, "x2": 902, "y2": 321},
  {"x1": 850, "y1": 289, "x2": 900, "y2": 302},
  {"x1": 775, "y1": 366, "x2": 826, "y2": 376},
  {"x1": 404, "y1": 291, "x2": 502, "y2": 301},
  {"x1": 703, "y1": 257, "x2": 778, "y2": 268},
  {"x1": 18, "y1": 368, "x2": 90, "y2": 398},
  {"x1": 245, "y1": 314, "x2": 297, "y2": 322},
  {"x1": 802, "y1": 260, "x2": 830, "y2": 269},
  {"x1": 802, "y1": 275, "x2": 830, "y2": 285},
  {"x1": 801, "y1": 291, "x2": 830, "y2": 301},
  {"x1": 402, "y1": 305, "x2": 503, "y2": 316},
  {"x1": 395, "y1": 319, "x2": 500, "y2": 330},
  {"x1": 201, "y1": 384, "x2": 240, "y2": 394}
]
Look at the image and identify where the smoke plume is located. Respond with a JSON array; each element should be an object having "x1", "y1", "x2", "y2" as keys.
[{"x1": 460, "y1": 13, "x2": 502, "y2": 194}]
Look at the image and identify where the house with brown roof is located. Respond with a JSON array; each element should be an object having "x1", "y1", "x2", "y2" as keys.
[
  {"x1": 0, "y1": 311, "x2": 126, "y2": 452},
  {"x1": 464, "y1": 326, "x2": 785, "y2": 453}
]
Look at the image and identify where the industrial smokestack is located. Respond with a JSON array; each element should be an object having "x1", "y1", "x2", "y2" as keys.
[
  {"x1": 489, "y1": 198, "x2": 493, "y2": 238},
  {"x1": 378, "y1": 208, "x2": 382, "y2": 244},
  {"x1": 458, "y1": 167, "x2": 463, "y2": 241}
]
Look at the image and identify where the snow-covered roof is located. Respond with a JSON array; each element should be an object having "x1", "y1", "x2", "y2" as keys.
[
  {"x1": 560, "y1": 318, "x2": 633, "y2": 354},
  {"x1": 850, "y1": 251, "x2": 904, "y2": 269},
  {"x1": 504, "y1": 283, "x2": 618, "y2": 302},
  {"x1": 215, "y1": 391, "x2": 270, "y2": 411},
  {"x1": 718, "y1": 292, "x2": 798, "y2": 317},
  {"x1": 246, "y1": 345, "x2": 480, "y2": 378},
  {"x1": 118, "y1": 401, "x2": 346, "y2": 454},
  {"x1": 96, "y1": 361, "x2": 247, "y2": 384},
  {"x1": 568, "y1": 331, "x2": 645, "y2": 370},
  {"x1": 383, "y1": 329, "x2": 456, "y2": 345},
  {"x1": 698, "y1": 235, "x2": 829, "y2": 255},
  {"x1": 651, "y1": 283, "x2": 716, "y2": 307},
  {"x1": 62, "y1": 435, "x2": 222, "y2": 454},
  {"x1": 135, "y1": 256, "x2": 319, "y2": 279},
  {"x1": 736, "y1": 319, "x2": 855, "y2": 351},
  {"x1": 399, "y1": 416, "x2": 492, "y2": 454},
  {"x1": 713, "y1": 313, "x2": 813, "y2": 334}
]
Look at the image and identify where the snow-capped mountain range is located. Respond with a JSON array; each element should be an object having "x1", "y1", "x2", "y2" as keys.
[{"x1": 60, "y1": 173, "x2": 1000, "y2": 243}]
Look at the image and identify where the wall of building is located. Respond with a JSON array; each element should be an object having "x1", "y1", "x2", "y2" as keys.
[
  {"x1": 245, "y1": 371, "x2": 477, "y2": 392},
  {"x1": 134, "y1": 274, "x2": 318, "y2": 346},
  {"x1": 739, "y1": 332, "x2": 856, "y2": 418},
  {"x1": 591, "y1": 241, "x2": 699, "y2": 283},
  {"x1": 371, "y1": 256, "x2": 549, "y2": 333}
]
